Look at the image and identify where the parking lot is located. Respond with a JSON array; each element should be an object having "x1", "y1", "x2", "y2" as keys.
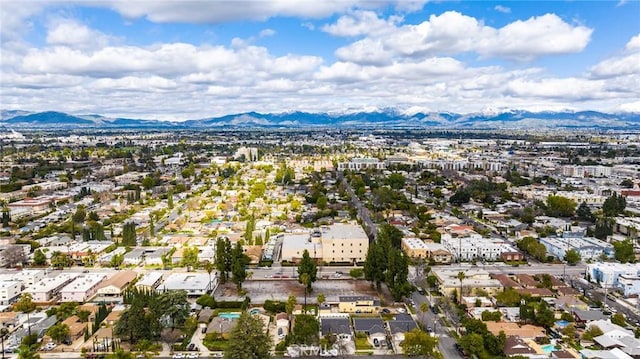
[{"x1": 214, "y1": 279, "x2": 386, "y2": 303}]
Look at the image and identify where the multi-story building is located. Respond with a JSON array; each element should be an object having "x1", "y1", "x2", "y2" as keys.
[
  {"x1": 401, "y1": 237, "x2": 429, "y2": 259},
  {"x1": 587, "y1": 262, "x2": 640, "y2": 289},
  {"x1": 280, "y1": 223, "x2": 369, "y2": 264},
  {"x1": 135, "y1": 271, "x2": 164, "y2": 292},
  {"x1": 25, "y1": 274, "x2": 77, "y2": 302},
  {"x1": 337, "y1": 158, "x2": 386, "y2": 171},
  {"x1": 539, "y1": 235, "x2": 613, "y2": 261},
  {"x1": 60, "y1": 274, "x2": 107, "y2": 302},
  {"x1": 433, "y1": 268, "x2": 502, "y2": 297},
  {"x1": 0, "y1": 281, "x2": 21, "y2": 305},
  {"x1": 338, "y1": 296, "x2": 380, "y2": 313},
  {"x1": 158, "y1": 273, "x2": 215, "y2": 296},
  {"x1": 96, "y1": 270, "x2": 137, "y2": 297},
  {"x1": 441, "y1": 233, "x2": 517, "y2": 262},
  {"x1": 319, "y1": 223, "x2": 369, "y2": 264}
]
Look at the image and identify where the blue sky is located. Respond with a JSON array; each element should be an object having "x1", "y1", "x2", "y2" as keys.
[{"x1": 1, "y1": 0, "x2": 639, "y2": 120}]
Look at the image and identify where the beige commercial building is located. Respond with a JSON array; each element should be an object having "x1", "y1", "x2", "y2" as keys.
[{"x1": 280, "y1": 223, "x2": 369, "y2": 264}]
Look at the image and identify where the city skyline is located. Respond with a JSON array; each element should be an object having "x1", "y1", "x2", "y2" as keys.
[{"x1": 1, "y1": 0, "x2": 639, "y2": 121}]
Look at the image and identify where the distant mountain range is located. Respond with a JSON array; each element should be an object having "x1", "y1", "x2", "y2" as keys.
[{"x1": 1, "y1": 109, "x2": 639, "y2": 130}]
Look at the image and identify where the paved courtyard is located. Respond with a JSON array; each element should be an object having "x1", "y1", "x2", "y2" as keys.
[{"x1": 214, "y1": 279, "x2": 387, "y2": 304}]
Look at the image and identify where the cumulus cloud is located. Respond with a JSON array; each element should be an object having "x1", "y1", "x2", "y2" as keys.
[
  {"x1": 589, "y1": 33, "x2": 640, "y2": 78},
  {"x1": 329, "y1": 11, "x2": 592, "y2": 62},
  {"x1": 322, "y1": 10, "x2": 401, "y2": 37},
  {"x1": 46, "y1": 18, "x2": 113, "y2": 49},
  {"x1": 105, "y1": 0, "x2": 368, "y2": 23},
  {"x1": 0, "y1": 3, "x2": 637, "y2": 118},
  {"x1": 626, "y1": 33, "x2": 640, "y2": 51}
]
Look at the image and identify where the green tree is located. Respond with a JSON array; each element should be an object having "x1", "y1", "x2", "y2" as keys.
[
  {"x1": 224, "y1": 311, "x2": 272, "y2": 359},
  {"x1": 582, "y1": 325, "x2": 604, "y2": 341},
  {"x1": 496, "y1": 288, "x2": 522, "y2": 307},
  {"x1": 385, "y1": 173, "x2": 406, "y2": 190},
  {"x1": 121, "y1": 222, "x2": 137, "y2": 247},
  {"x1": 203, "y1": 260, "x2": 215, "y2": 289},
  {"x1": 457, "y1": 271, "x2": 466, "y2": 303},
  {"x1": 215, "y1": 238, "x2": 232, "y2": 283},
  {"x1": 317, "y1": 293, "x2": 326, "y2": 305},
  {"x1": 180, "y1": 246, "x2": 200, "y2": 268},
  {"x1": 47, "y1": 323, "x2": 70, "y2": 343},
  {"x1": 72, "y1": 205, "x2": 86, "y2": 224},
  {"x1": 545, "y1": 195, "x2": 577, "y2": 217},
  {"x1": 167, "y1": 189, "x2": 174, "y2": 209},
  {"x1": 401, "y1": 328, "x2": 441, "y2": 358},
  {"x1": 297, "y1": 249, "x2": 317, "y2": 291},
  {"x1": 349, "y1": 268, "x2": 364, "y2": 279},
  {"x1": 134, "y1": 339, "x2": 161, "y2": 359},
  {"x1": 33, "y1": 249, "x2": 47, "y2": 266},
  {"x1": 159, "y1": 290, "x2": 190, "y2": 329},
  {"x1": 290, "y1": 314, "x2": 319, "y2": 345},
  {"x1": 562, "y1": 323, "x2": 577, "y2": 343},
  {"x1": 620, "y1": 179, "x2": 634, "y2": 188},
  {"x1": 107, "y1": 348, "x2": 135, "y2": 359},
  {"x1": 564, "y1": 249, "x2": 581, "y2": 265},
  {"x1": 142, "y1": 176, "x2": 155, "y2": 190},
  {"x1": 16, "y1": 293, "x2": 36, "y2": 336},
  {"x1": 594, "y1": 217, "x2": 614, "y2": 240},
  {"x1": 285, "y1": 295, "x2": 297, "y2": 316},
  {"x1": 614, "y1": 239, "x2": 635, "y2": 263},
  {"x1": 612, "y1": 312, "x2": 627, "y2": 327},
  {"x1": 459, "y1": 333, "x2": 484, "y2": 358},
  {"x1": 603, "y1": 192, "x2": 626, "y2": 217},
  {"x1": 576, "y1": 201, "x2": 595, "y2": 222},
  {"x1": 115, "y1": 300, "x2": 149, "y2": 343},
  {"x1": 16, "y1": 344, "x2": 41, "y2": 359},
  {"x1": 231, "y1": 242, "x2": 248, "y2": 290}
]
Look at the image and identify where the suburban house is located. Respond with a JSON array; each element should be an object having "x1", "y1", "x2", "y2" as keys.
[
  {"x1": 353, "y1": 318, "x2": 386, "y2": 346},
  {"x1": 60, "y1": 274, "x2": 107, "y2": 303},
  {"x1": 338, "y1": 296, "x2": 380, "y2": 314},
  {"x1": 320, "y1": 317, "x2": 352, "y2": 341},
  {"x1": 96, "y1": 270, "x2": 137, "y2": 297}
]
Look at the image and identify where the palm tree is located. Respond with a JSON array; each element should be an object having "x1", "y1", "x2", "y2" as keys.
[
  {"x1": 456, "y1": 271, "x2": 466, "y2": 304},
  {"x1": 203, "y1": 260, "x2": 215, "y2": 292},
  {"x1": 16, "y1": 344, "x2": 40, "y2": 359},
  {"x1": 106, "y1": 348, "x2": 134, "y2": 359},
  {"x1": 300, "y1": 273, "x2": 311, "y2": 314},
  {"x1": 135, "y1": 339, "x2": 160, "y2": 359},
  {"x1": 15, "y1": 293, "x2": 36, "y2": 337}
]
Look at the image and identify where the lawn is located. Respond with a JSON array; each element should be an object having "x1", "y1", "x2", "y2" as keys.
[
  {"x1": 354, "y1": 336, "x2": 373, "y2": 350},
  {"x1": 202, "y1": 334, "x2": 229, "y2": 351}
]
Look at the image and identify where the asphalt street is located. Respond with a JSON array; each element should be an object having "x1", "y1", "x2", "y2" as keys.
[{"x1": 411, "y1": 291, "x2": 462, "y2": 359}]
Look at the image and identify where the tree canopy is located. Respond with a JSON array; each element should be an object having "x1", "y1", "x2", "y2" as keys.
[{"x1": 225, "y1": 311, "x2": 272, "y2": 359}]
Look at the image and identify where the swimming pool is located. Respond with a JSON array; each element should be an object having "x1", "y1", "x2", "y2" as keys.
[
  {"x1": 541, "y1": 344, "x2": 557, "y2": 353},
  {"x1": 218, "y1": 312, "x2": 241, "y2": 319}
]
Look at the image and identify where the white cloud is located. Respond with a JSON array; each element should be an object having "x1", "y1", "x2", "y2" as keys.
[
  {"x1": 46, "y1": 18, "x2": 112, "y2": 49},
  {"x1": 105, "y1": 0, "x2": 365, "y2": 23},
  {"x1": 494, "y1": 5, "x2": 511, "y2": 14},
  {"x1": 259, "y1": 28, "x2": 276, "y2": 37},
  {"x1": 589, "y1": 33, "x2": 640, "y2": 78},
  {"x1": 506, "y1": 78, "x2": 609, "y2": 101},
  {"x1": 322, "y1": 10, "x2": 401, "y2": 37},
  {"x1": 0, "y1": 3, "x2": 636, "y2": 119},
  {"x1": 620, "y1": 100, "x2": 640, "y2": 112},
  {"x1": 626, "y1": 33, "x2": 640, "y2": 51},
  {"x1": 329, "y1": 11, "x2": 592, "y2": 62}
]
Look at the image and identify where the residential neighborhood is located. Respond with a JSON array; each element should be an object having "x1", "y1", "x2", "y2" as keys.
[{"x1": 0, "y1": 129, "x2": 638, "y2": 359}]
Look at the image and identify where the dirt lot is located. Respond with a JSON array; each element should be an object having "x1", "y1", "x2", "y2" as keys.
[{"x1": 214, "y1": 279, "x2": 393, "y2": 304}]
